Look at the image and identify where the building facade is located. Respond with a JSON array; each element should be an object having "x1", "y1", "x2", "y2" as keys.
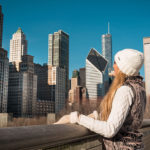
[
  {"x1": 79, "y1": 68, "x2": 86, "y2": 88},
  {"x1": 0, "y1": 48, "x2": 9, "y2": 113},
  {"x1": 48, "y1": 65, "x2": 65, "y2": 113},
  {"x1": 9, "y1": 27, "x2": 27, "y2": 70},
  {"x1": 48, "y1": 30, "x2": 69, "y2": 98},
  {"x1": 36, "y1": 100, "x2": 54, "y2": 116},
  {"x1": 34, "y1": 63, "x2": 55, "y2": 115},
  {"x1": 68, "y1": 68, "x2": 86, "y2": 105},
  {"x1": 102, "y1": 33, "x2": 112, "y2": 72},
  {"x1": 86, "y1": 48, "x2": 107, "y2": 100},
  {"x1": 8, "y1": 55, "x2": 37, "y2": 117},
  {"x1": 34, "y1": 63, "x2": 51, "y2": 102},
  {"x1": 102, "y1": 32, "x2": 112, "y2": 93},
  {"x1": 0, "y1": 5, "x2": 3, "y2": 48},
  {"x1": 143, "y1": 37, "x2": 150, "y2": 118}
]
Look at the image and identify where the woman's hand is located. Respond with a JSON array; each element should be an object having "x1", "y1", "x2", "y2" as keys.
[
  {"x1": 88, "y1": 113, "x2": 95, "y2": 118},
  {"x1": 109, "y1": 70, "x2": 115, "y2": 77},
  {"x1": 54, "y1": 115, "x2": 70, "y2": 124},
  {"x1": 54, "y1": 111, "x2": 80, "y2": 124},
  {"x1": 88, "y1": 111, "x2": 99, "y2": 119}
]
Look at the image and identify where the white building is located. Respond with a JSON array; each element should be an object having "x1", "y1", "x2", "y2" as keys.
[
  {"x1": 9, "y1": 27, "x2": 27, "y2": 70},
  {"x1": 143, "y1": 37, "x2": 150, "y2": 98},
  {"x1": 86, "y1": 48, "x2": 107, "y2": 100},
  {"x1": 143, "y1": 37, "x2": 150, "y2": 118},
  {"x1": 48, "y1": 66, "x2": 65, "y2": 113},
  {"x1": 0, "y1": 48, "x2": 9, "y2": 113}
]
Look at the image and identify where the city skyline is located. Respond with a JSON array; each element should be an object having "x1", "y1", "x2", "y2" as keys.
[{"x1": 1, "y1": 0, "x2": 149, "y2": 78}]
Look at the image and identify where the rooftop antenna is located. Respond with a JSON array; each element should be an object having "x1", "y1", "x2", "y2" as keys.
[{"x1": 108, "y1": 22, "x2": 110, "y2": 34}]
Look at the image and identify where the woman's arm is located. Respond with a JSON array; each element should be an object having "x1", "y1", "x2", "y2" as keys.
[
  {"x1": 54, "y1": 110, "x2": 99, "y2": 124},
  {"x1": 75, "y1": 86, "x2": 134, "y2": 138}
]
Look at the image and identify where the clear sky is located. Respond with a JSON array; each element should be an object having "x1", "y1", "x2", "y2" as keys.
[{"x1": 1, "y1": 0, "x2": 150, "y2": 78}]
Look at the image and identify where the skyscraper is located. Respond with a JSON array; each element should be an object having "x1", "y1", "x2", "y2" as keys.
[
  {"x1": 68, "y1": 69, "x2": 86, "y2": 105},
  {"x1": 0, "y1": 6, "x2": 9, "y2": 113},
  {"x1": 8, "y1": 55, "x2": 37, "y2": 117},
  {"x1": 0, "y1": 48, "x2": 9, "y2": 113},
  {"x1": 48, "y1": 66, "x2": 65, "y2": 113},
  {"x1": 79, "y1": 68, "x2": 86, "y2": 88},
  {"x1": 143, "y1": 37, "x2": 150, "y2": 118},
  {"x1": 48, "y1": 30, "x2": 69, "y2": 98},
  {"x1": 0, "y1": 5, "x2": 3, "y2": 48},
  {"x1": 34, "y1": 63, "x2": 55, "y2": 116},
  {"x1": 102, "y1": 24, "x2": 112, "y2": 93},
  {"x1": 102, "y1": 24, "x2": 112, "y2": 73},
  {"x1": 9, "y1": 27, "x2": 27, "y2": 70},
  {"x1": 86, "y1": 48, "x2": 108, "y2": 100},
  {"x1": 34, "y1": 64, "x2": 51, "y2": 101}
]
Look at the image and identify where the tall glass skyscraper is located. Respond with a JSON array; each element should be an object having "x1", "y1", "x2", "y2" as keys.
[
  {"x1": 102, "y1": 33, "x2": 112, "y2": 73},
  {"x1": 102, "y1": 25, "x2": 112, "y2": 93},
  {"x1": 0, "y1": 5, "x2": 3, "y2": 48},
  {"x1": 86, "y1": 48, "x2": 107, "y2": 100},
  {"x1": 0, "y1": 5, "x2": 9, "y2": 113},
  {"x1": 0, "y1": 48, "x2": 9, "y2": 113},
  {"x1": 48, "y1": 30, "x2": 69, "y2": 98}
]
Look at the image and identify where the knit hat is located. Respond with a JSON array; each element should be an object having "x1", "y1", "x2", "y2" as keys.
[{"x1": 114, "y1": 49, "x2": 144, "y2": 76}]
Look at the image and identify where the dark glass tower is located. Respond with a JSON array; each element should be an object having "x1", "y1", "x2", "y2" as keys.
[
  {"x1": 48, "y1": 30, "x2": 69, "y2": 98},
  {"x1": 0, "y1": 5, "x2": 3, "y2": 48}
]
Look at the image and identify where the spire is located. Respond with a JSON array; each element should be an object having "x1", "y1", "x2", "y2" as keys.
[
  {"x1": 108, "y1": 22, "x2": 110, "y2": 34},
  {"x1": 16, "y1": 27, "x2": 23, "y2": 33}
]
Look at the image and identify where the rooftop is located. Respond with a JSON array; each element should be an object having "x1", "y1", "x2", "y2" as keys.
[
  {"x1": 16, "y1": 27, "x2": 23, "y2": 33},
  {"x1": 87, "y1": 48, "x2": 108, "y2": 72}
]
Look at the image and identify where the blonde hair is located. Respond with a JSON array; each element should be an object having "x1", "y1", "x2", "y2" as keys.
[{"x1": 100, "y1": 71, "x2": 128, "y2": 121}]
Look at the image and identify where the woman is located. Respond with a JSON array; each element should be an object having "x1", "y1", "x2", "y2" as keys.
[{"x1": 55, "y1": 49, "x2": 146, "y2": 150}]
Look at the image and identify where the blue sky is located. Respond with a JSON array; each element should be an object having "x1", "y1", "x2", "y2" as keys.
[{"x1": 1, "y1": 0, "x2": 150, "y2": 78}]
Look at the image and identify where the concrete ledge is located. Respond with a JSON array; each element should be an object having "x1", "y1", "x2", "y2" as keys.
[
  {"x1": 0, "y1": 124, "x2": 100, "y2": 150},
  {"x1": 0, "y1": 113, "x2": 12, "y2": 127},
  {"x1": 0, "y1": 119, "x2": 150, "y2": 150}
]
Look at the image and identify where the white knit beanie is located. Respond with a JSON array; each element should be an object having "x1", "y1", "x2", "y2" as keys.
[{"x1": 114, "y1": 49, "x2": 144, "y2": 76}]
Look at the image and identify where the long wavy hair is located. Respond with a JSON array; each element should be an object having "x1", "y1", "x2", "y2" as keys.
[{"x1": 100, "y1": 71, "x2": 128, "y2": 121}]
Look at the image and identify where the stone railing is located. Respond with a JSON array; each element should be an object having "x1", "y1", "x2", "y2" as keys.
[{"x1": 0, "y1": 120, "x2": 150, "y2": 150}]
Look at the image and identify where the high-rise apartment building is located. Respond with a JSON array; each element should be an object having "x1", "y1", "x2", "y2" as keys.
[
  {"x1": 9, "y1": 27, "x2": 27, "y2": 70},
  {"x1": 143, "y1": 37, "x2": 150, "y2": 118},
  {"x1": 48, "y1": 66, "x2": 65, "y2": 113},
  {"x1": 86, "y1": 48, "x2": 107, "y2": 100},
  {"x1": 48, "y1": 30, "x2": 69, "y2": 98},
  {"x1": 0, "y1": 5, "x2": 3, "y2": 48},
  {"x1": 8, "y1": 55, "x2": 37, "y2": 117},
  {"x1": 0, "y1": 48, "x2": 9, "y2": 113}
]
